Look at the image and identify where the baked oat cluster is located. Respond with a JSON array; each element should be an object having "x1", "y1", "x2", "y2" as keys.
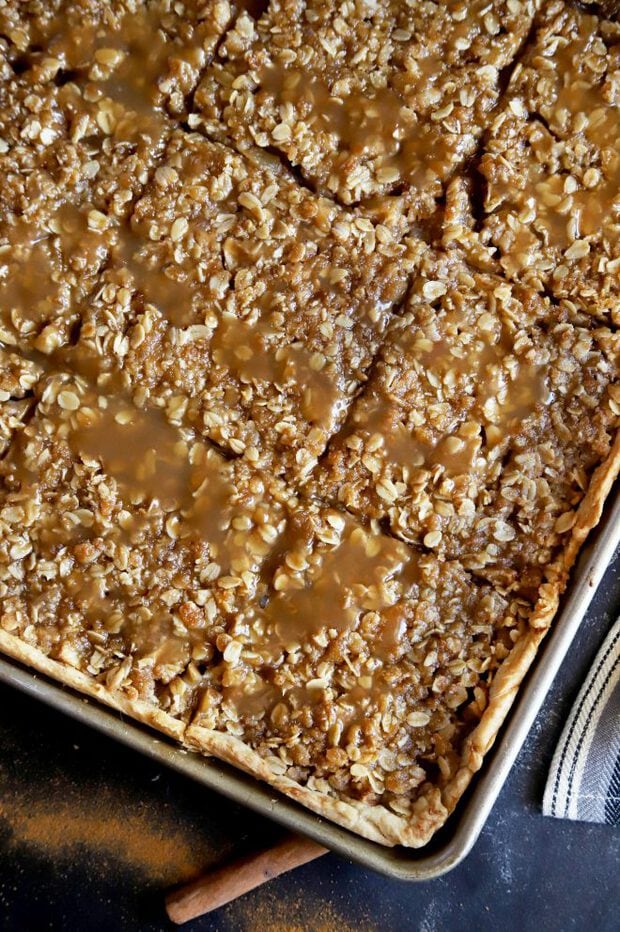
[{"x1": 0, "y1": 0, "x2": 618, "y2": 847}]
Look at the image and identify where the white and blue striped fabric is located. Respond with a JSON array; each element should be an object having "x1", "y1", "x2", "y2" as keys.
[{"x1": 543, "y1": 617, "x2": 620, "y2": 825}]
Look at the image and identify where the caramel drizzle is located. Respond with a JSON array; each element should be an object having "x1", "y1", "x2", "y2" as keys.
[
  {"x1": 258, "y1": 67, "x2": 454, "y2": 187},
  {"x1": 114, "y1": 229, "x2": 197, "y2": 327},
  {"x1": 43, "y1": 6, "x2": 173, "y2": 140},
  {"x1": 497, "y1": 20, "x2": 620, "y2": 250},
  {"x1": 66, "y1": 390, "x2": 260, "y2": 564},
  {"x1": 262, "y1": 524, "x2": 411, "y2": 652},
  {"x1": 351, "y1": 315, "x2": 550, "y2": 476},
  {"x1": 71, "y1": 393, "x2": 195, "y2": 508},
  {"x1": 223, "y1": 530, "x2": 423, "y2": 719},
  {"x1": 0, "y1": 206, "x2": 102, "y2": 338},
  {"x1": 0, "y1": 239, "x2": 62, "y2": 334},
  {"x1": 5, "y1": 375, "x2": 275, "y2": 665},
  {"x1": 211, "y1": 315, "x2": 344, "y2": 429}
]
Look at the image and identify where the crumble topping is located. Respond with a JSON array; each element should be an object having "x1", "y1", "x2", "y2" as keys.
[
  {"x1": 0, "y1": 362, "x2": 293, "y2": 719},
  {"x1": 2, "y1": 0, "x2": 234, "y2": 118},
  {"x1": 470, "y1": 1, "x2": 620, "y2": 324},
  {"x1": 0, "y1": 346, "x2": 38, "y2": 455},
  {"x1": 0, "y1": 0, "x2": 618, "y2": 846},
  {"x1": 312, "y1": 248, "x2": 619, "y2": 592},
  {"x1": 0, "y1": 1, "x2": 235, "y2": 222},
  {"x1": 191, "y1": 503, "x2": 528, "y2": 812},
  {"x1": 29, "y1": 0, "x2": 234, "y2": 118},
  {"x1": 67, "y1": 130, "x2": 416, "y2": 479},
  {"x1": 192, "y1": 0, "x2": 540, "y2": 207},
  {"x1": 0, "y1": 205, "x2": 117, "y2": 355},
  {"x1": 0, "y1": 372, "x2": 526, "y2": 812}
]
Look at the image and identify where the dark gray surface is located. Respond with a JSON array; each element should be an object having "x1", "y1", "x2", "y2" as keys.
[{"x1": 0, "y1": 550, "x2": 618, "y2": 932}]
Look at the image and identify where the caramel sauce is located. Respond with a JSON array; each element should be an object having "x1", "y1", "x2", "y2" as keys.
[
  {"x1": 351, "y1": 317, "x2": 549, "y2": 476},
  {"x1": 212, "y1": 316, "x2": 280, "y2": 383},
  {"x1": 97, "y1": 10, "x2": 171, "y2": 120},
  {"x1": 0, "y1": 206, "x2": 104, "y2": 336},
  {"x1": 71, "y1": 394, "x2": 194, "y2": 509},
  {"x1": 478, "y1": 360, "x2": 550, "y2": 446},
  {"x1": 212, "y1": 316, "x2": 343, "y2": 428},
  {"x1": 415, "y1": 326, "x2": 550, "y2": 441},
  {"x1": 65, "y1": 574, "x2": 106, "y2": 609},
  {"x1": 182, "y1": 465, "x2": 239, "y2": 560},
  {"x1": 54, "y1": 339, "x2": 121, "y2": 389},
  {"x1": 52, "y1": 203, "x2": 111, "y2": 274},
  {"x1": 6, "y1": 328, "x2": 279, "y2": 584},
  {"x1": 45, "y1": 6, "x2": 172, "y2": 140},
  {"x1": 229, "y1": 539, "x2": 423, "y2": 718},
  {"x1": 375, "y1": 605, "x2": 409, "y2": 661},
  {"x1": 43, "y1": 21, "x2": 97, "y2": 69},
  {"x1": 264, "y1": 525, "x2": 410, "y2": 652},
  {"x1": 124, "y1": 611, "x2": 190, "y2": 669},
  {"x1": 290, "y1": 345, "x2": 344, "y2": 426},
  {"x1": 224, "y1": 681, "x2": 278, "y2": 719},
  {"x1": 56, "y1": 383, "x2": 266, "y2": 569},
  {"x1": 259, "y1": 67, "x2": 447, "y2": 187},
  {"x1": 352, "y1": 399, "x2": 431, "y2": 470},
  {"x1": 550, "y1": 25, "x2": 619, "y2": 152},
  {"x1": 534, "y1": 58, "x2": 619, "y2": 247},
  {"x1": 0, "y1": 239, "x2": 62, "y2": 332},
  {"x1": 115, "y1": 230, "x2": 196, "y2": 327},
  {"x1": 6, "y1": 378, "x2": 252, "y2": 651},
  {"x1": 507, "y1": 23, "x2": 620, "y2": 250}
]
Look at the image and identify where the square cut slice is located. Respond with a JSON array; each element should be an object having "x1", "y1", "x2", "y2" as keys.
[
  {"x1": 0, "y1": 54, "x2": 168, "y2": 223},
  {"x1": 0, "y1": 364, "x2": 292, "y2": 721},
  {"x1": 0, "y1": 72, "x2": 166, "y2": 224},
  {"x1": 189, "y1": 501, "x2": 527, "y2": 837},
  {"x1": 473, "y1": 0, "x2": 620, "y2": 325},
  {"x1": 312, "y1": 248, "x2": 620, "y2": 592},
  {"x1": 0, "y1": 1, "x2": 236, "y2": 222},
  {"x1": 2, "y1": 0, "x2": 235, "y2": 118},
  {"x1": 0, "y1": 201, "x2": 117, "y2": 355},
  {"x1": 70, "y1": 131, "x2": 416, "y2": 479},
  {"x1": 193, "y1": 0, "x2": 539, "y2": 207}
]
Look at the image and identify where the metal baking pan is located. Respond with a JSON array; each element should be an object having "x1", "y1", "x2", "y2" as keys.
[{"x1": 0, "y1": 488, "x2": 618, "y2": 880}]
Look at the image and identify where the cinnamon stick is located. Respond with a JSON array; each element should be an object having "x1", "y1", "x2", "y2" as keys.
[{"x1": 165, "y1": 835, "x2": 327, "y2": 925}]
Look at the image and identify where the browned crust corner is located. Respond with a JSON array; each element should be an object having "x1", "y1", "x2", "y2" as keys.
[
  {"x1": 183, "y1": 725, "x2": 448, "y2": 848},
  {"x1": 441, "y1": 429, "x2": 620, "y2": 816},
  {"x1": 0, "y1": 628, "x2": 186, "y2": 741},
  {"x1": 0, "y1": 434, "x2": 617, "y2": 849},
  {"x1": 183, "y1": 435, "x2": 620, "y2": 847}
]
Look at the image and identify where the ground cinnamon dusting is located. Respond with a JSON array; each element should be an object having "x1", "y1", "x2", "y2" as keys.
[
  {"x1": 222, "y1": 885, "x2": 374, "y2": 932},
  {"x1": 0, "y1": 785, "x2": 224, "y2": 886}
]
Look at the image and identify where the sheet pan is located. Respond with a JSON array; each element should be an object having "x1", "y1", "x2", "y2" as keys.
[{"x1": 0, "y1": 489, "x2": 618, "y2": 880}]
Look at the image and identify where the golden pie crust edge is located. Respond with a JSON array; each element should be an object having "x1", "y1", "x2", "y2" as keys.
[{"x1": 0, "y1": 431, "x2": 618, "y2": 848}]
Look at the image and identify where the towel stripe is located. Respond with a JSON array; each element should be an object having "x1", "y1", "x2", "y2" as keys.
[
  {"x1": 604, "y1": 752, "x2": 620, "y2": 826},
  {"x1": 544, "y1": 617, "x2": 620, "y2": 824}
]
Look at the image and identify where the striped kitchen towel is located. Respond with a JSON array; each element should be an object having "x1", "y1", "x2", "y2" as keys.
[{"x1": 543, "y1": 616, "x2": 620, "y2": 825}]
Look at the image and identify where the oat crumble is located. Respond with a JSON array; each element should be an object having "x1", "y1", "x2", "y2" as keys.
[
  {"x1": 192, "y1": 0, "x2": 540, "y2": 207},
  {"x1": 464, "y1": 0, "x2": 620, "y2": 325},
  {"x1": 67, "y1": 129, "x2": 416, "y2": 479},
  {"x1": 311, "y1": 247, "x2": 619, "y2": 594},
  {"x1": 0, "y1": 362, "x2": 293, "y2": 719},
  {"x1": 0, "y1": 0, "x2": 618, "y2": 848}
]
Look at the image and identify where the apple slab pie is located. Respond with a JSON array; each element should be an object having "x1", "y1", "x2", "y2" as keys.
[{"x1": 0, "y1": 0, "x2": 618, "y2": 847}]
